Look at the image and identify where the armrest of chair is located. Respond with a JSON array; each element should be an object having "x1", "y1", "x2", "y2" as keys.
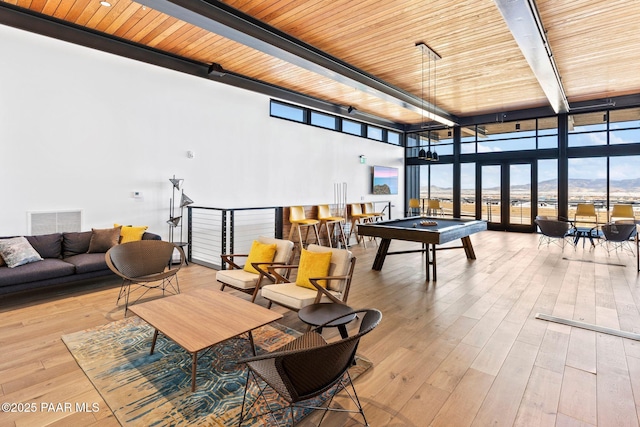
[
  {"x1": 251, "y1": 261, "x2": 288, "y2": 282},
  {"x1": 220, "y1": 253, "x2": 248, "y2": 270},
  {"x1": 309, "y1": 275, "x2": 351, "y2": 304},
  {"x1": 267, "y1": 264, "x2": 299, "y2": 283},
  {"x1": 236, "y1": 331, "x2": 326, "y2": 364}
]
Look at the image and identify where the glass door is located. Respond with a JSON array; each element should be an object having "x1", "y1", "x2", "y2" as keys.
[
  {"x1": 480, "y1": 161, "x2": 535, "y2": 232},
  {"x1": 481, "y1": 165, "x2": 501, "y2": 225},
  {"x1": 509, "y1": 163, "x2": 532, "y2": 227}
]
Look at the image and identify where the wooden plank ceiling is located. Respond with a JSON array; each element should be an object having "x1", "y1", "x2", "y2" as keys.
[{"x1": 2, "y1": 0, "x2": 640, "y2": 126}]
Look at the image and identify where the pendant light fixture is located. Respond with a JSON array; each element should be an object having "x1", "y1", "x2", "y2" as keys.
[{"x1": 416, "y1": 42, "x2": 441, "y2": 161}]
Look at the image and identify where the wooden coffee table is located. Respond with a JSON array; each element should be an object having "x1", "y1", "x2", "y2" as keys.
[{"x1": 129, "y1": 288, "x2": 282, "y2": 391}]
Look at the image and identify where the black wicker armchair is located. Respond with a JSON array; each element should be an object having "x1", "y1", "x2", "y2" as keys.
[
  {"x1": 106, "y1": 240, "x2": 184, "y2": 313},
  {"x1": 237, "y1": 308, "x2": 382, "y2": 426}
]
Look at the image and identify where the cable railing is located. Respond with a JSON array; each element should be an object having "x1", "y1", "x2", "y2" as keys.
[
  {"x1": 187, "y1": 202, "x2": 391, "y2": 269},
  {"x1": 187, "y1": 206, "x2": 283, "y2": 269}
]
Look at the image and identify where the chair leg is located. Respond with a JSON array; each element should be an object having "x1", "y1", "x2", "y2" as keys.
[
  {"x1": 238, "y1": 372, "x2": 250, "y2": 426},
  {"x1": 296, "y1": 225, "x2": 305, "y2": 250},
  {"x1": 288, "y1": 223, "x2": 296, "y2": 241},
  {"x1": 337, "y1": 221, "x2": 349, "y2": 248},
  {"x1": 322, "y1": 222, "x2": 333, "y2": 247},
  {"x1": 312, "y1": 224, "x2": 321, "y2": 246}
]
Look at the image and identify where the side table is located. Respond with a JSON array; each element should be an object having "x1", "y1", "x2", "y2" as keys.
[
  {"x1": 171, "y1": 241, "x2": 189, "y2": 266},
  {"x1": 298, "y1": 303, "x2": 357, "y2": 339}
]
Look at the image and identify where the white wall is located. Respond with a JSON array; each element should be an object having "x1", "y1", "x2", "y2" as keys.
[{"x1": 0, "y1": 24, "x2": 404, "y2": 237}]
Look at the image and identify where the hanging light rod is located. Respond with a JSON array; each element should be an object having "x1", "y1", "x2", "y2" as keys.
[{"x1": 414, "y1": 42, "x2": 453, "y2": 128}]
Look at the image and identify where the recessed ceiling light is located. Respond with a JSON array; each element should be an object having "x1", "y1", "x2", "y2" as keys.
[{"x1": 100, "y1": 1, "x2": 111, "y2": 6}]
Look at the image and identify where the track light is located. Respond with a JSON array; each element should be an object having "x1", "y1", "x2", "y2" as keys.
[
  {"x1": 208, "y1": 63, "x2": 226, "y2": 77},
  {"x1": 347, "y1": 106, "x2": 356, "y2": 114}
]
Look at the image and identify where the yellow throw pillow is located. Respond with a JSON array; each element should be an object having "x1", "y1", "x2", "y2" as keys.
[
  {"x1": 114, "y1": 224, "x2": 149, "y2": 244},
  {"x1": 295, "y1": 248, "x2": 332, "y2": 290},
  {"x1": 243, "y1": 240, "x2": 277, "y2": 274}
]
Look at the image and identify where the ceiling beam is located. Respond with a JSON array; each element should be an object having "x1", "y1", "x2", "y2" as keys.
[
  {"x1": 494, "y1": 0, "x2": 570, "y2": 114},
  {"x1": 138, "y1": 0, "x2": 458, "y2": 127}
]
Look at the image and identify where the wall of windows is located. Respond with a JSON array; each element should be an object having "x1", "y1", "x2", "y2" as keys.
[
  {"x1": 610, "y1": 107, "x2": 640, "y2": 145},
  {"x1": 407, "y1": 107, "x2": 640, "y2": 228},
  {"x1": 566, "y1": 109, "x2": 640, "y2": 220},
  {"x1": 270, "y1": 100, "x2": 402, "y2": 145},
  {"x1": 460, "y1": 118, "x2": 558, "y2": 153}
]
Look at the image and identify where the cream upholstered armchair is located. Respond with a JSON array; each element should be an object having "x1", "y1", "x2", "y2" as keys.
[
  {"x1": 217, "y1": 236, "x2": 294, "y2": 302},
  {"x1": 261, "y1": 244, "x2": 356, "y2": 311}
]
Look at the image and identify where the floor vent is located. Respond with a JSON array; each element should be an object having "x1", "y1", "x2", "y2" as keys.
[{"x1": 28, "y1": 210, "x2": 82, "y2": 235}]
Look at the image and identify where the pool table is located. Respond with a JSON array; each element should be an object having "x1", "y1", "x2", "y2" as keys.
[{"x1": 356, "y1": 217, "x2": 487, "y2": 281}]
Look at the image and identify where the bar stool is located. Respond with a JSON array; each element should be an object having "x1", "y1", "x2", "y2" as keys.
[
  {"x1": 348, "y1": 203, "x2": 374, "y2": 247},
  {"x1": 409, "y1": 198, "x2": 421, "y2": 216},
  {"x1": 317, "y1": 204, "x2": 349, "y2": 248},
  {"x1": 288, "y1": 206, "x2": 320, "y2": 249},
  {"x1": 363, "y1": 202, "x2": 385, "y2": 222}
]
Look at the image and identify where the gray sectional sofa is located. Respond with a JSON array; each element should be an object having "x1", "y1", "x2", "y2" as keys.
[{"x1": 0, "y1": 230, "x2": 161, "y2": 295}]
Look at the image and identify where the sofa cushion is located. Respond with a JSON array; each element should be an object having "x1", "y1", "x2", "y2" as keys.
[
  {"x1": 87, "y1": 227, "x2": 121, "y2": 253},
  {"x1": 0, "y1": 259, "x2": 75, "y2": 287},
  {"x1": 26, "y1": 233, "x2": 62, "y2": 259},
  {"x1": 261, "y1": 283, "x2": 339, "y2": 310},
  {"x1": 142, "y1": 232, "x2": 161, "y2": 241},
  {"x1": 217, "y1": 269, "x2": 261, "y2": 290},
  {"x1": 0, "y1": 237, "x2": 44, "y2": 268},
  {"x1": 62, "y1": 231, "x2": 92, "y2": 258},
  {"x1": 64, "y1": 253, "x2": 109, "y2": 274}
]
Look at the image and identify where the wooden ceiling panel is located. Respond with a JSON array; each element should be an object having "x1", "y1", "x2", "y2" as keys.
[
  {"x1": 539, "y1": 0, "x2": 640, "y2": 103},
  {"x1": 232, "y1": 0, "x2": 548, "y2": 117},
  {"x1": 3, "y1": 0, "x2": 640, "y2": 125}
]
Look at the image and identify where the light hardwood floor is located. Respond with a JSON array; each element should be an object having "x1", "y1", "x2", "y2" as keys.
[{"x1": 1, "y1": 230, "x2": 640, "y2": 426}]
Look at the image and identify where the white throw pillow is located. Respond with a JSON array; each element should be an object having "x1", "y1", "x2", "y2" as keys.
[{"x1": 0, "y1": 236, "x2": 43, "y2": 268}]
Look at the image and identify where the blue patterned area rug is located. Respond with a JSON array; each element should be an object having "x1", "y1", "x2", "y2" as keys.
[{"x1": 62, "y1": 316, "x2": 372, "y2": 426}]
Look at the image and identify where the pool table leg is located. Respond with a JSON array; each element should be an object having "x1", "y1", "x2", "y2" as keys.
[
  {"x1": 462, "y1": 236, "x2": 476, "y2": 259},
  {"x1": 372, "y1": 238, "x2": 391, "y2": 270},
  {"x1": 426, "y1": 243, "x2": 436, "y2": 281}
]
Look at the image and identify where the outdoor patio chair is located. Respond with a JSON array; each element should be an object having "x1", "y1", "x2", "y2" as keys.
[
  {"x1": 427, "y1": 199, "x2": 444, "y2": 216},
  {"x1": 610, "y1": 204, "x2": 635, "y2": 223},
  {"x1": 408, "y1": 198, "x2": 421, "y2": 216}
]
